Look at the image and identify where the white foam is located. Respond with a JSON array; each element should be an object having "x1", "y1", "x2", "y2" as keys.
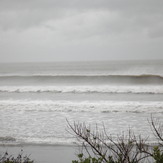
[
  {"x1": 0, "y1": 85, "x2": 163, "y2": 94},
  {"x1": 0, "y1": 100, "x2": 163, "y2": 113}
]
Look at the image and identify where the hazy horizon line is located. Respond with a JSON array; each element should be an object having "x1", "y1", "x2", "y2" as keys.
[{"x1": 0, "y1": 59, "x2": 163, "y2": 64}]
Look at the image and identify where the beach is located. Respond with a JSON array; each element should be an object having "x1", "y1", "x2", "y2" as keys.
[{"x1": 0, "y1": 145, "x2": 77, "y2": 163}]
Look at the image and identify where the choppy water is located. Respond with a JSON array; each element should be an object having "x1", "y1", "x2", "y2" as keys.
[{"x1": 0, "y1": 61, "x2": 163, "y2": 145}]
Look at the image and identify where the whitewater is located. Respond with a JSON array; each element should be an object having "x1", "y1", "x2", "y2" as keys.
[{"x1": 0, "y1": 61, "x2": 163, "y2": 145}]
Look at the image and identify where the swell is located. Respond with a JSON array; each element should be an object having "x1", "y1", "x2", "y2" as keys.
[{"x1": 0, "y1": 74, "x2": 163, "y2": 85}]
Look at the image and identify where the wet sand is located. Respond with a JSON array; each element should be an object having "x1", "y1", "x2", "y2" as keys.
[{"x1": 0, "y1": 145, "x2": 78, "y2": 163}]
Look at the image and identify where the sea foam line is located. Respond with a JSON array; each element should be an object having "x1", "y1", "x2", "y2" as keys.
[
  {"x1": 0, "y1": 86, "x2": 163, "y2": 94},
  {"x1": 0, "y1": 100, "x2": 163, "y2": 113}
]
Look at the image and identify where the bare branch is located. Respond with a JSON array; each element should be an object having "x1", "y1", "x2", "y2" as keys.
[
  {"x1": 67, "y1": 120, "x2": 152, "y2": 163},
  {"x1": 150, "y1": 115, "x2": 163, "y2": 146}
]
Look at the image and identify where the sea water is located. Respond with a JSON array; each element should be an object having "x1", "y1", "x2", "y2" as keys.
[{"x1": 0, "y1": 60, "x2": 163, "y2": 145}]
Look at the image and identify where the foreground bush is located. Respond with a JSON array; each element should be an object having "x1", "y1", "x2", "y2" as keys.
[
  {"x1": 68, "y1": 116, "x2": 163, "y2": 163},
  {"x1": 0, "y1": 151, "x2": 33, "y2": 163}
]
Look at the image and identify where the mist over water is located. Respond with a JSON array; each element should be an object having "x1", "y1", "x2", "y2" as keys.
[{"x1": 0, "y1": 60, "x2": 163, "y2": 145}]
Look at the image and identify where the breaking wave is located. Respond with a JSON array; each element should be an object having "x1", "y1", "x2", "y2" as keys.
[
  {"x1": 0, "y1": 85, "x2": 163, "y2": 94},
  {"x1": 0, "y1": 74, "x2": 163, "y2": 87}
]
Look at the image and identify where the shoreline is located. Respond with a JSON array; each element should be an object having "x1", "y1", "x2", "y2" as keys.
[{"x1": 0, "y1": 144, "x2": 79, "y2": 163}]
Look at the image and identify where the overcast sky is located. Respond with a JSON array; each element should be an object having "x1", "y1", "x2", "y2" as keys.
[{"x1": 0, "y1": 0, "x2": 163, "y2": 62}]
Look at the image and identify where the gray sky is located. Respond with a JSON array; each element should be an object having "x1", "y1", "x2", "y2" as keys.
[{"x1": 0, "y1": 0, "x2": 163, "y2": 62}]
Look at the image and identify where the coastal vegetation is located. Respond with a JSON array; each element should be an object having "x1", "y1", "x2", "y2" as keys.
[
  {"x1": 0, "y1": 151, "x2": 33, "y2": 163},
  {"x1": 68, "y1": 116, "x2": 163, "y2": 163}
]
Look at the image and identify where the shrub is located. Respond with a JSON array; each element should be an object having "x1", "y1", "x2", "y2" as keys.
[
  {"x1": 152, "y1": 146, "x2": 163, "y2": 163},
  {"x1": 0, "y1": 151, "x2": 34, "y2": 163},
  {"x1": 68, "y1": 116, "x2": 163, "y2": 163}
]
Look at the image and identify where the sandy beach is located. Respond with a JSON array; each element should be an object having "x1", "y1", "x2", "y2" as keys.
[{"x1": 0, "y1": 145, "x2": 78, "y2": 163}]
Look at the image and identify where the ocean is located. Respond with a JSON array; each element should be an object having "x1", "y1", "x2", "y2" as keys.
[{"x1": 0, "y1": 60, "x2": 163, "y2": 146}]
